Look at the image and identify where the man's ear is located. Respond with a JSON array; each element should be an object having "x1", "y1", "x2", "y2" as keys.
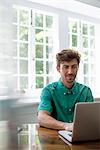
[{"x1": 56, "y1": 65, "x2": 60, "y2": 73}]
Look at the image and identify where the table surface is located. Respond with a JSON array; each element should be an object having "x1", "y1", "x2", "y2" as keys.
[{"x1": 18, "y1": 124, "x2": 100, "y2": 150}]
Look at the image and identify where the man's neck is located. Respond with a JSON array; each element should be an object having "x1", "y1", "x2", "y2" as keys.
[
  {"x1": 61, "y1": 80, "x2": 74, "y2": 89},
  {"x1": 64, "y1": 83, "x2": 73, "y2": 89}
]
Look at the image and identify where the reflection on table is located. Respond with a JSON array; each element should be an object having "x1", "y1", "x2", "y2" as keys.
[{"x1": 18, "y1": 124, "x2": 100, "y2": 150}]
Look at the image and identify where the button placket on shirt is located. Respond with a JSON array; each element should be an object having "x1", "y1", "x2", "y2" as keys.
[{"x1": 62, "y1": 89, "x2": 75, "y2": 123}]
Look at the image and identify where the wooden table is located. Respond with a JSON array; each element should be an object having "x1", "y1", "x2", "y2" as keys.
[{"x1": 18, "y1": 124, "x2": 100, "y2": 150}]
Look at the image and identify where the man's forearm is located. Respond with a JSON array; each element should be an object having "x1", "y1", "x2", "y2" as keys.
[{"x1": 38, "y1": 112, "x2": 73, "y2": 130}]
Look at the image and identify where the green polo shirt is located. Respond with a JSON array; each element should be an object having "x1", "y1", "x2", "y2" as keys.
[{"x1": 38, "y1": 79, "x2": 94, "y2": 123}]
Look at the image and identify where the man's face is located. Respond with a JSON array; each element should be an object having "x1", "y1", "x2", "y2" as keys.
[{"x1": 57, "y1": 58, "x2": 79, "y2": 86}]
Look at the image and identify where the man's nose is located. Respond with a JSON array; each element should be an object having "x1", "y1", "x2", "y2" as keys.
[{"x1": 67, "y1": 67, "x2": 73, "y2": 74}]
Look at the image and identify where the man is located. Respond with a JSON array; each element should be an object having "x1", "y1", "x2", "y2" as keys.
[{"x1": 38, "y1": 49, "x2": 94, "y2": 131}]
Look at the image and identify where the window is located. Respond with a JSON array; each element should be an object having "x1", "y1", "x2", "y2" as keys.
[
  {"x1": 13, "y1": 6, "x2": 58, "y2": 95},
  {"x1": 68, "y1": 18, "x2": 96, "y2": 94},
  {"x1": 13, "y1": 7, "x2": 30, "y2": 91},
  {"x1": 33, "y1": 11, "x2": 56, "y2": 90}
]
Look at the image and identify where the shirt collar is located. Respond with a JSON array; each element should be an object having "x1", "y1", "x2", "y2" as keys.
[{"x1": 58, "y1": 78, "x2": 77, "y2": 95}]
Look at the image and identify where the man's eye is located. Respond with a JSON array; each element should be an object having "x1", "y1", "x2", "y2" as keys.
[
  {"x1": 63, "y1": 66, "x2": 68, "y2": 69},
  {"x1": 72, "y1": 65, "x2": 78, "y2": 69}
]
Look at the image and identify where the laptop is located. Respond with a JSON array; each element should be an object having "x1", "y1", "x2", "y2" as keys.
[{"x1": 58, "y1": 101, "x2": 100, "y2": 143}]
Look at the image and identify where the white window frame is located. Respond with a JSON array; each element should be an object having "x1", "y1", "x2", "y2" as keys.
[
  {"x1": 68, "y1": 17, "x2": 96, "y2": 95},
  {"x1": 13, "y1": 5, "x2": 59, "y2": 97}
]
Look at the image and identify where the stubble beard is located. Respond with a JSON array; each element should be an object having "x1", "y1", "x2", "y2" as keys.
[{"x1": 66, "y1": 74, "x2": 76, "y2": 84}]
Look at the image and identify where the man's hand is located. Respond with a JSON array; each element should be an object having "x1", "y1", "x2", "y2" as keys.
[{"x1": 63, "y1": 123, "x2": 73, "y2": 131}]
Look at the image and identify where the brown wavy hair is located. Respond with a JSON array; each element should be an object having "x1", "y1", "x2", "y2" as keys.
[{"x1": 56, "y1": 49, "x2": 81, "y2": 67}]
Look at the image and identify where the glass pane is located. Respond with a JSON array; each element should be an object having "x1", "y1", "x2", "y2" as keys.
[
  {"x1": 13, "y1": 76, "x2": 18, "y2": 89},
  {"x1": 35, "y1": 29, "x2": 43, "y2": 43},
  {"x1": 72, "y1": 35, "x2": 77, "y2": 47},
  {"x1": 13, "y1": 59, "x2": 17, "y2": 74},
  {"x1": 91, "y1": 64, "x2": 95, "y2": 74},
  {"x1": 19, "y1": 26, "x2": 28, "y2": 41},
  {"x1": 72, "y1": 22, "x2": 77, "y2": 33},
  {"x1": 91, "y1": 77, "x2": 95, "y2": 87},
  {"x1": 83, "y1": 51, "x2": 88, "y2": 61},
  {"x1": 13, "y1": 8, "x2": 17, "y2": 23},
  {"x1": 0, "y1": 46, "x2": 4, "y2": 56},
  {"x1": 46, "y1": 76, "x2": 53, "y2": 85},
  {"x1": 46, "y1": 36, "x2": 53, "y2": 44},
  {"x1": 35, "y1": 13, "x2": 43, "y2": 27},
  {"x1": 0, "y1": 44, "x2": 13, "y2": 56},
  {"x1": 13, "y1": 25, "x2": 17, "y2": 40},
  {"x1": 35, "y1": 45, "x2": 43, "y2": 58},
  {"x1": 20, "y1": 43, "x2": 28, "y2": 57},
  {"x1": 46, "y1": 15, "x2": 53, "y2": 28},
  {"x1": 82, "y1": 37, "x2": 88, "y2": 48},
  {"x1": 36, "y1": 61, "x2": 43, "y2": 74},
  {"x1": 36, "y1": 76, "x2": 44, "y2": 88},
  {"x1": 84, "y1": 77, "x2": 89, "y2": 85},
  {"x1": 90, "y1": 38, "x2": 95, "y2": 49},
  {"x1": 0, "y1": 58, "x2": 12, "y2": 72},
  {"x1": 69, "y1": 21, "x2": 77, "y2": 33},
  {"x1": 46, "y1": 61, "x2": 49, "y2": 74},
  {"x1": 83, "y1": 63, "x2": 88, "y2": 74},
  {"x1": 45, "y1": 30, "x2": 53, "y2": 44},
  {"x1": 90, "y1": 51, "x2": 95, "y2": 61},
  {"x1": 20, "y1": 76, "x2": 28, "y2": 89},
  {"x1": 20, "y1": 60, "x2": 28, "y2": 74},
  {"x1": 19, "y1": 10, "x2": 29, "y2": 25},
  {"x1": 46, "y1": 46, "x2": 53, "y2": 59},
  {"x1": 82, "y1": 24, "x2": 88, "y2": 35},
  {"x1": 90, "y1": 25, "x2": 95, "y2": 36},
  {"x1": 46, "y1": 61, "x2": 53, "y2": 74},
  {"x1": 13, "y1": 42, "x2": 17, "y2": 57}
]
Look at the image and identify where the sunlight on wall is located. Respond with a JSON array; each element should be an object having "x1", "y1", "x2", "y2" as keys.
[
  {"x1": 0, "y1": 1, "x2": 18, "y2": 149},
  {"x1": 95, "y1": 24, "x2": 100, "y2": 97},
  {"x1": 0, "y1": 0, "x2": 15, "y2": 96}
]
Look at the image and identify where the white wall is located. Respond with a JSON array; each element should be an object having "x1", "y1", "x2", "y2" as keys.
[{"x1": 0, "y1": 0, "x2": 15, "y2": 96}]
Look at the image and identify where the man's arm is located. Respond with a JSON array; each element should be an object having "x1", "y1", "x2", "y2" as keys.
[{"x1": 38, "y1": 110, "x2": 73, "y2": 131}]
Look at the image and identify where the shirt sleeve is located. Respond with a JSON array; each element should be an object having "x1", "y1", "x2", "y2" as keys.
[
  {"x1": 38, "y1": 87, "x2": 53, "y2": 113},
  {"x1": 86, "y1": 87, "x2": 94, "y2": 102}
]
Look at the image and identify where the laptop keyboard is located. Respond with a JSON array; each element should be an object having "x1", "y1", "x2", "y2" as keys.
[{"x1": 68, "y1": 131, "x2": 72, "y2": 136}]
